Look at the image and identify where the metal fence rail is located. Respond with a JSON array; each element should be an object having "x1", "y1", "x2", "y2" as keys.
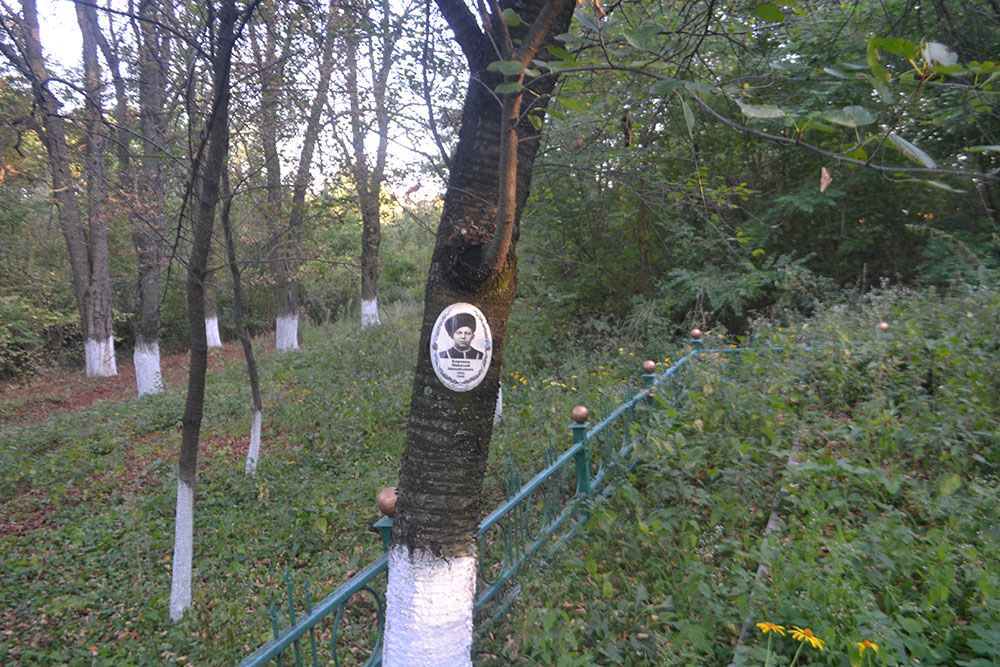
[{"x1": 240, "y1": 345, "x2": 705, "y2": 666}]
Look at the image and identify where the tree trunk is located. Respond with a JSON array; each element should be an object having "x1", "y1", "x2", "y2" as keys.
[
  {"x1": 383, "y1": 0, "x2": 574, "y2": 662},
  {"x1": 1, "y1": 0, "x2": 117, "y2": 377},
  {"x1": 131, "y1": 0, "x2": 173, "y2": 394},
  {"x1": 75, "y1": 1, "x2": 117, "y2": 377},
  {"x1": 169, "y1": 0, "x2": 237, "y2": 621},
  {"x1": 344, "y1": 1, "x2": 394, "y2": 331},
  {"x1": 220, "y1": 169, "x2": 265, "y2": 475}
]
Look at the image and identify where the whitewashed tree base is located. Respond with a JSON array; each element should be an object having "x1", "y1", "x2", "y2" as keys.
[
  {"x1": 205, "y1": 316, "x2": 222, "y2": 348},
  {"x1": 245, "y1": 410, "x2": 262, "y2": 475},
  {"x1": 361, "y1": 298, "x2": 380, "y2": 329},
  {"x1": 85, "y1": 336, "x2": 117, "y2": 377},
  {"x1": 169, "y1": 479, "x2": 194, "y2": 621},
  {"x1": 383, "y1": 546, "x2": 475, "y2": 667},
  {"x1": 276, "y1": 314, "x2": 299, "y2": 351},
  {"x1": 133, "y1": 343, "x2": 163, "y2": 395}
]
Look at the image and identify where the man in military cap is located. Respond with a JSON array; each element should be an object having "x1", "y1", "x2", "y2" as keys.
[{"x1": 439, "y1": 312, "x2": 484, "y2": 359}]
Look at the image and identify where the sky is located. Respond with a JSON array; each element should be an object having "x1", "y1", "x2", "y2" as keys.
[{"x1": 36, "y1": 0, "x2": 81, "y2": 74}]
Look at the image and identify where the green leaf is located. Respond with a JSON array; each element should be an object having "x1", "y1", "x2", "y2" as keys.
[
  {"x1": 869, "y1": 37, "x2": 920, "y2": 60},
  {"x1": 684, "y1": 81, "x2": 715, "y2": 93},
  {"x1": 547, "y1": 45, "x2": 574, "y2": 61},
  {"x1": 736, "y1": 100, "x2": 786, "y2": 119},
  {"x1": 557, "y1": 96, "x2": 584, "y2": 111},
  {"x1": 966, "y1": 145, "x2": 1000, "y2": 153},
  {"x1": 650, "y1": 78, "x2": 684, "y2": 96},
  {"x1": 495, "y1": 81, "x2": 523, "y2": 94},
  {"x1": 501, "y1": 8, "x2": 522, "y2": 26},
  {"x1": 681, "y1": 97, "x2": 695, "y2": 138},
  {"x1": 889, "y1": 132, "x2": 936, "y2": 168},
  {"x1": 752, "y1": 3, "x2": 784, "y2": 22},
  {"x1": 862, "y1": 74, "x2": 893, "y2": 103},
  {"x1": 487, "y1": 60, "x2": 525, "y2": 76},
  {"x1": 823, "y1": 67, "x2": 846, "y2": 79},
  {"x1": 577, "y1": 13, "x2": 600, "y2": 32},
  {"x1": 822, "y1": 105, "x2": 876, "y2": 128},
  {"x1": 528, "y1": 113, "x2": 543, "y2": 131}
]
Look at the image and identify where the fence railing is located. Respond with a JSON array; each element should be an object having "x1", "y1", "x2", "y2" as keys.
[{"x1": 240, "y1": 341, "x2": 709, "y2": 666}]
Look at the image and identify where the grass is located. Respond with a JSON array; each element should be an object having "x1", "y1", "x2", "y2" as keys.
[
  {"x1": 0, "y1": 299, "x2": 650, "y2": 664},
  {"x1": 2, "y1": 287, "x2": 998, "y2": 665}
]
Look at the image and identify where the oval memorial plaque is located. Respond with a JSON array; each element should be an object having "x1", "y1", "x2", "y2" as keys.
[{"x1": 430, "y1": 303, "x2": 492, "y2": 392}]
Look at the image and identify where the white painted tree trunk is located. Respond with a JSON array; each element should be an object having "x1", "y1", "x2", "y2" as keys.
[
  {"x1": 275, "y1": 314, "x2": 299, "y2": 351},
  {"x1": 361, "y1": 298, "x2": 380, "y2": 329},
  {"x1": 205, "y1": 316, "x2": 222, "y2": 348},
  {"x1": 169, "y1": 478, "x2": 194, "y2": 621},
  {"x1": 245, "y1": 409, "x2": 262, "y2": 475},
  {"x1": 133, "y1": 342, "x2": 163, "y2": 395},
  {"x1": 84, "y1": 336, "x2": 117, "y2": 377},
  {"x1": 383, "y1": 545, "x2": 476, "y2": 666}
]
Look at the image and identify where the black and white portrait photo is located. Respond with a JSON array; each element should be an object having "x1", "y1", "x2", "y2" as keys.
[{"x1": 430, "y1": 303, "x2": 492, "y2": 392}]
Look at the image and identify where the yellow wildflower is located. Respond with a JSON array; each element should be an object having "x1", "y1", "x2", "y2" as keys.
[
  {"x1": 790, "y1": 626, "x2": 825, "y2": 650},
  {"x1": 856, "y1": 640, "x2": 878, "y2": 656},
  {"x1": 756, "y1": 622, "x2": 785, "y2": 636}
]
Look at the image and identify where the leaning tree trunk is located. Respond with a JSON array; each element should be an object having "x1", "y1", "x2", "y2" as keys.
[
  {"x1": 383, "y1": 0, "x2": 574, "y2": 663},
  {"x1": 220, "y1": 168, "x2": 265, "y2": 475},
  {"x1": 169, "y1": 0, "x2": 236, "y2": 621}
]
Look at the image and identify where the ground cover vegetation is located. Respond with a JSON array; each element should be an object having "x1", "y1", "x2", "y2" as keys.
[
  {"x1": 478, "y1": 286, "x2": 1000, "y2": 666},
  {"x1": 1, "y1": 0, "x2": 999, "y2": 662}
]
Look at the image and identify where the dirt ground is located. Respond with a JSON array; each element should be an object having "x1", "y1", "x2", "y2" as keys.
[{"x1": 0, "y1": 343, "x2": 248, "y2": 427}]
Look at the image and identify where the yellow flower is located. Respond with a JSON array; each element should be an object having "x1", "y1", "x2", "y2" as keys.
[
  {"x1": 856, "y1": 640, "x2": 878, "y2": 656},
  {"x1": 756, "y1": 622, "x2": 786, "y2": 636},
  {"x1": 790, "y1": 626, "x2": 825, "y2": 650}
]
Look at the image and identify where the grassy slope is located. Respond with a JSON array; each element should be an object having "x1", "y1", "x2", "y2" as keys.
[
  {"x1": 0, "y1": 300, "x2": 649, "y2": 664},
  {"x1": 478, "y1": 287, "x2": 1000, "y2": 666}
]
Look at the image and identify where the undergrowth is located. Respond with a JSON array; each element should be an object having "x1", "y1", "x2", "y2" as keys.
[
  {"x1": 476, "y1": 286, "x2": 1000, "y2": 665},
  {"x1": 2, "y1": 287, "x2": 997, "y2": 664}
]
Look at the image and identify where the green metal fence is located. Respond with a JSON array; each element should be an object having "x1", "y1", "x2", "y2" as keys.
[{"x1": 240, "y1": 342, "x2": 707, "y2": 666}]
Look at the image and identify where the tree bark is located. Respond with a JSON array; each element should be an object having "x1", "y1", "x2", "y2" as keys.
[
  {"x1": 131, "y1": 0, "x2": 174, "y2": 394},
  {"x1": 383, "y1": 0, "x2": 574, "y2": 662},
  {"x1": 75, "y1": 0, "x2": 117, "y2": 377},
  {"x1": 344, "y1": 0, "x2": 394, "y2": 331},
  {"x1": 220, "y1": 168, "x2": 265, "y2": 475},
  {"x1": 169, "y1": 0, "x2": 237, "y2": 621},
  {"x1": 1, "y1": 0, "x2": 116, "y2": 377}
]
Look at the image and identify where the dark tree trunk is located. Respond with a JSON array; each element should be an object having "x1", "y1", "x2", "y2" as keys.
[
  {"x1": 169, "y1": 0, "x2": 237, "y2": 621},
  {"x1": 383, "y1": 0, "x2": 575, "y2": 662},
  {"x1": 220, "y1": 168, "x2": 265, "y2": 474},
  {"x1": 131, "y1": 0, "x2": 173, "y2": 393}
]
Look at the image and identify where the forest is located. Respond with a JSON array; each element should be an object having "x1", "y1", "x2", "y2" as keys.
[{"x1": 1, "y1": 0, "x2": 999, "y2": 664}]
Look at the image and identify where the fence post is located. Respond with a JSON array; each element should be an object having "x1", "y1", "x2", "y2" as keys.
[
  {"x1": 571, "y1": 405, "x2": 591, "y2": 496},
  {"x1": 375, "y1": 486, "x2": 397, "y2": 552},
  {"x1": 642, "y1": 360, "x2": 657, "y2": 406},
  {"x1": 691, "y1": 327, "x2": 703, "y2": 353}
]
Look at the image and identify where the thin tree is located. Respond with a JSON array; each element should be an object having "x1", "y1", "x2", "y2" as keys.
[
  {"x1": 383, "y1": 0, "x2": 574, "y2": 662},
  {"x1": 169, "y1": 0, "x2": 245, "y2": 621}
]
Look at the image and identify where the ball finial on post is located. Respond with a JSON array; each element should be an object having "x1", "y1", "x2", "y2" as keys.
[
  {"x1": 376, "y1": 486, "x2": 397, "y2": 517},
  {"x1": 690, "y1": 328, "x2": 703, "y2": 340},
  {"x1": 571, "y1": 405, "x2": 589, "y2": 424},
  {"x1": 877, "y1": 321, "x2": 890, "y2": 332},
  {"x1": 642, "y1": 360, "x2": 656, "y2": 374}
]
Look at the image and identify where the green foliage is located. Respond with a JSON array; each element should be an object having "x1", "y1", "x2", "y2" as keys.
[{"x1": 480, "y1": 286, "x2": 1000, "y2": 665}]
